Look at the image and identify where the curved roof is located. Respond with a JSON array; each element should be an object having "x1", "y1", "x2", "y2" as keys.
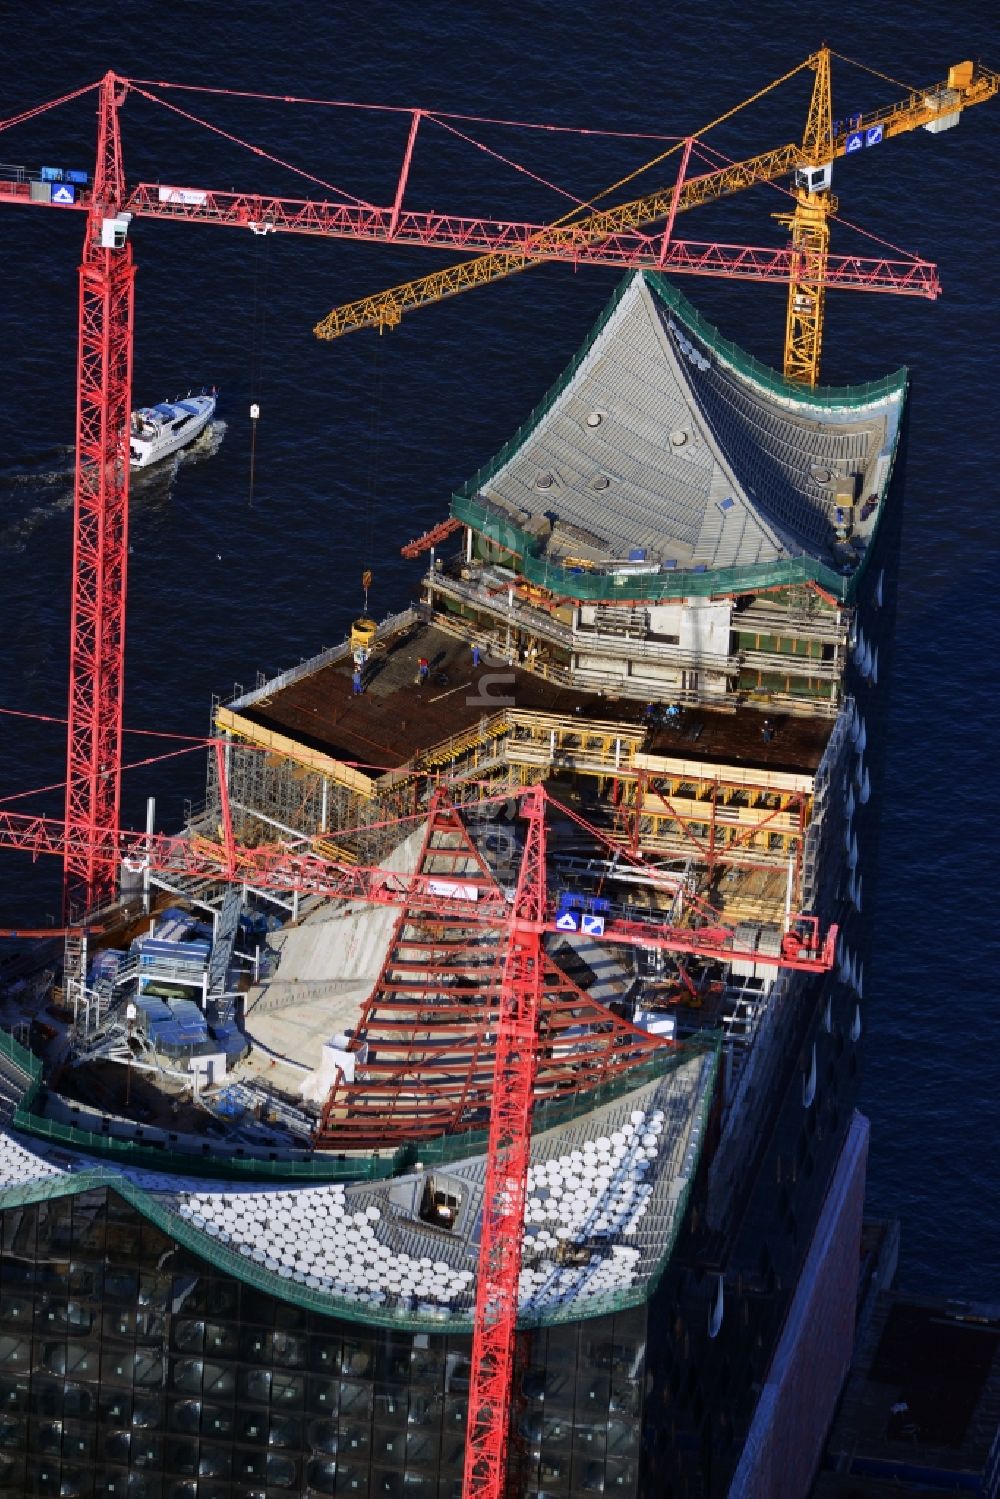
[{"x1": 456, "y1": 272, "x2": 906, "y2": 588}]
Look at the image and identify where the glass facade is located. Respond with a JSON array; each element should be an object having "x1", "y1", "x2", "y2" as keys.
[{"x1": 0, "y1": 1189, "x2": 647, "y2": 1499}]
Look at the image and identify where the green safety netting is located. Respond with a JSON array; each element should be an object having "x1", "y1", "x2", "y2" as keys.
[{"x1": 0, "y1": 1027, "x2": 718, "y2": 1333}]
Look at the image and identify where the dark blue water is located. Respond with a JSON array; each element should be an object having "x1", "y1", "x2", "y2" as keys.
[{"x1": 0, "y1": 2, "x2": 997, "y2": 1297}]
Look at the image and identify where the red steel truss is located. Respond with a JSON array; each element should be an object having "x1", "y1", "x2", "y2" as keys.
[
  {"x1": 0, "y1": 73, "x2": 946, "y2": 908},
  {"x1": 3, "y1": 176, "x2": 940, "y2": 298},
  {"x1": 462, "y1": 785, "x2": 546, "y2": 1499},
  {"x1": 314, "y1": 795, "x2": 663, "y2": 1149},
  {"x1": 400, "y1": 514, "x2": 463, "y2": 558},
  {"x1": 0, "y1": 796, "x2": 836, "y2": 972},
  {"x1": 64, "y1": 72, "x2": 134, "y2": 914}
]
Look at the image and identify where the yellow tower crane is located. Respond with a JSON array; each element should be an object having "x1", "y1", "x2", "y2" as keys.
[{"x1": 313, "y1": 49, "x2": 998, "y2": 384}]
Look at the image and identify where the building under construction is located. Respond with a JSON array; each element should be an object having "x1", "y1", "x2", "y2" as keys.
[{"x1": 0, "y1": 272, "x2": 902, "y2": 1497}]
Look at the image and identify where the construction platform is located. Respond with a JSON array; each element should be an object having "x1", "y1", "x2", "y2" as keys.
[{"x1": 220, "y1": 617, "x2": 832, "y2": 786}]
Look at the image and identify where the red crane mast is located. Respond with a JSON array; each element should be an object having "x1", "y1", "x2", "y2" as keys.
[
  {"x1": 64, "y1": 72, "x2": 133, "y2": 914},
  {"x1": 0, "y1": 70, "x2": 942, "y2": 909},
  {"x1": 463, "y1": 786, "x2": 547, "y2": 1499}
]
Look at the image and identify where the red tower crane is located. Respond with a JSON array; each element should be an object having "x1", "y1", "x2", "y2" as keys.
[
  {"x1": 64, "y1": 72, "x2": 133, "y2": 914},
  {"x1": 0, "y1": 67, "x2": 945, "y2": 910},
  {"x1": 0, "y1": 55, "x2": 979, "y2": 1499},
  {"x1": 0, "y1": 768, "x2": 835, "y2": 1496}
]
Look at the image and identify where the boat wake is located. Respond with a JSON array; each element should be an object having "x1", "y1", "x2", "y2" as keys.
[
  {"x1": 0, "y1": 422, "x2": 225, "y2": 551},
  {"x1": 179, "y1": 417, "x2": 227, "y2": 467},
  {"x1": 0, "y1": 449, "x2": 75, "y2": 552}
]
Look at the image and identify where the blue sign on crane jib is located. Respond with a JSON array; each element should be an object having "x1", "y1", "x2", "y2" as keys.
[
  {"x1": 866, "y1": 124, "x2": 884, "y2": 146},
  {"x1": 50, "y1": 182, "x2": 76, "y2": 205},
  {"x1": 845, "y1": 132, "x2": 863, "y2": 153}
]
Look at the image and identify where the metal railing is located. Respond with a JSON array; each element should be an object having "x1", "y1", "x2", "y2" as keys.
[{"x1": 223, "y1": 607, "x2": 421, "y2": 712}]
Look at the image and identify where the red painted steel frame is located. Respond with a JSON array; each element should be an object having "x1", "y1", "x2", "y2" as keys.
[
  {"x1": 0, "y1": 799, "x2": 836, "y2": 972},
  {"x1": 4, "y1": 182, "x2": 939, "y2": 299},
  {"x1": 64, "y1": 71, "x2": 134, "y2": 913},
  {"x1": 462, "y1": 785, "x2": 547, "y2": 1499}
]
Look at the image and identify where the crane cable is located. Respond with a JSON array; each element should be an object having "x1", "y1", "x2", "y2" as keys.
[
  {"x1": 248, "y1": 226, "x2": 271, "y2": 508},
  {"x1": 362, "y1": 335, "x2": 384, "y2": 612},
  {"x1": 571, "y1": 51, "x2": 817, "y2": 220}
]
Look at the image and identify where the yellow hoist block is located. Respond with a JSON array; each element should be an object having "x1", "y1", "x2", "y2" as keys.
[{"x1": 350, "y1": 617, "x2": 377, "y2": 651}]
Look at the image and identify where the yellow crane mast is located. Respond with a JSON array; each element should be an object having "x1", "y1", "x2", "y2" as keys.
[{"x1": 313, "y1": 50, "x2": 998, "y2": 384}]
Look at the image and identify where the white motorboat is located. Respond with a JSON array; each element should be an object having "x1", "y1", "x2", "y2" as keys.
[{"x1": 129, "y1": 390, "x2": 217, "y2": 469}]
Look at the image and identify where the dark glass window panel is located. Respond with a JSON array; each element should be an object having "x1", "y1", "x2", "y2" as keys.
[
  {"x1": 340, "y1": 1338, "x2": 373, "y2": 1378},
  {"x1": 406, "y1": 1393, "x2": 441, "y2": 1430},
  {"x1": 267, "y1": 1412, "x2": 300, "y2": 1448},
  {"x1": 105, "y1": 1221, "x2": 143, "y2": 1260},
  {"x1": 138, "y1": 1275, "x2": 172, "y2": 1314},
  {"x1": 306, "y1": 1377, "x2": 338, "y2": 1413},
  {"x1": 168, "y1": 1274, "x2": 202, "y2": 1317},
  {"x1": 170, "y1": 1359, "x2": 205, "y2": 1397},
  {"x1": 340, "y1": 1380, "x2": 373, "y2": 1417},
  {"x1": 375, "y1": 1336, "x2": 411, "y2": 1382},
  {"x1": 171, "y1": 1320, "x2": 205, "y2": 1355},
  {"x1": 443, "y1": 1396, "x2": 467, "y2": 1431},
  {"x1": 0, "y1": 1415, "x2": 24, "y2": 1453},
  {"x1": 0, "y1": 1378, "x2": 28, "y2": 1413},
  {"x1": 331, "y1": 1461, "x2": 369, "y2": 1495},
  {"x1": 272, "y1": 1302, "x2": 305, "y2": 1332},
  {"x1": 95, "y1": 1470, "x2": 164, "y2": 1498},
  {"x1": 166, "y1": 1399, "x2": 200, "y2": 1435},
  {"x1": 67, "y1": 1265, "x2": 96, "y2": 1297},
  {"x1": 605, "y1": 1420, "x2": 638, "y2": 1459},
  {"x1": 408, "y1": 1343, "x2": 445, "y2": 1383},
  {"x1": 195, "y1": 1441, "x2": 232, "y2": 1480},
  {"x1": 0, "y1": 1294, "x2": 33, "y2": 1329},
  {"x1": 134, "y1": 1311, "x2": 166, "y2": 1346},
  {"x1": 103, "y1": 1307, "x2": 137, "y2": 1343},
  {"x1": 407, "y1": 1427, "x2": 437, "y2": 1463},
  {"x1": 376, "y1": 1428, "x2": 405, "y2": 1462},
  {"x1": 130, "y1": 1432, "x2": 164, "y2": 1468},
  {"x1": 341, "y1": 1422, "x2": 371, "y2": 1455},
  {"x1": 103, "y1": 1269, "x2": 140, "y2": 1304},
  {"x1": 307, "y1": 1416, "x2": 340, "y2": 1455},
  {"x1": 238, "y1": 1407, "x2": 270, "y2": 1444},
  {"x1": 99, "y1": 1389, "x2": 130, "y2": 1425},
  {"x1": 202, "y1": 1360, "x2": 236, "y2": 1400},
  {"x1": 165, "y1": 1435, "x2": 199, "y2": 1476},
  {"x1": 32, "y1": 1419, "x2": 64, "y2": 1456},
  {"x1": 27, "y1": 1458, "x2": 90, "y2": 1496},
  {"x1": 200, "y1": 1279, "x2": 238, "y2": 1320},
  {"x1": 270, "y1": 1330, "x2": 305, "y2": 1368},
  {"x1": 0, "y1": 1453, "x2": 26, "y2": 1496},
  {"x1": 241, "y1": 1327, "x2": 271, "y2": 1364},
  {"x1": 270, "y1": 1371, "x2": 304, "y2": 1409},
  {"x1": 263, "y1": 1449, "x2": 299, "y2": 1488},
  {"x1": 204, "y1": 1321, "x2": 238, "y2": 1357},
  {"x1": 401, "y1": 1471, "x2": 436, "y2": 1498},
  {"x1": 59, "y1": 1417, "x2": 95, "y2": 1459},
  {"x1": 309, "y1": 1334, "x2": 341, "y2": 1372},
  {"x1": 304, "y1": 1454, "x2": 339, "y2": 1495},
  {"x1": 374, "y1": 1386, "x2": 407, "y2": 1426},
  {"x1": 0, "y1": 1336, "x2": 31, "y2": 1372},
  {"x1": 240, "y1": 1367, "x2": 272, "y2": 1404},
  {"x1": 140, "y1": 1217, "x2": 175, "y2": 1261},
  {"x1": 201, "y1": 1403, "x2": 235, "y2": 1439}
]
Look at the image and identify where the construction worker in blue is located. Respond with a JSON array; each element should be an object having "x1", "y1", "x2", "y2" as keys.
[{"x1": 352, "y1": 667, "x2": 363, "y2": 695}]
